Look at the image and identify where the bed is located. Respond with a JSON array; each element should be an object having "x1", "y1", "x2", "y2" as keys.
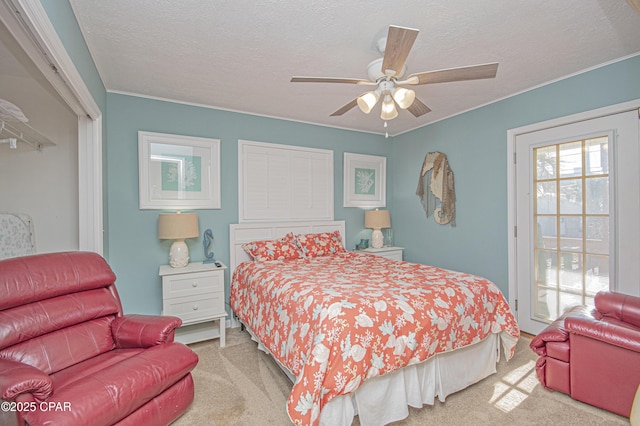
[{"x1": 229, "y1": 221, "x2": 519, "y2": 426}]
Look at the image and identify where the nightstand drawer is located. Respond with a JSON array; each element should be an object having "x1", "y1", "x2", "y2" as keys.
[
  {"x1": 163, "y1": 292, "x2": 225, "y2": 325},
  {"x1": 357, "y1": 247, "x2": 404, "y2": 261},
  {"x1": 380, "y1": 251, "x2": 403, "y2": 261},
  {"x1": 163, "y1": 270, "x2": 224, "y2": 298}
]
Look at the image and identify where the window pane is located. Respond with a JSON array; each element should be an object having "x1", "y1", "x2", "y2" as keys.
[
  {"x1": 535, "y1": 249, "x2": 557, "y2": 286},
  {"x1": 586, "y1": 254, "x2": 609, "y2": 294},
  {"x1": 536, "y1": 146, "x2": 556, "y2": 179},
  {"x1": 585, "y1": 137, "x2": 608, "y2": 175},
  {"x1": 585, "y1": 177, "x2": 609, "y2": 214},
  {"x1": 559, "y1": 216, "x2": 582, "y2": 251},
  {"x1": 536, "y1": 182, "x2": 556, "y2": 214},
  {"x1": 560, "y1": 179, "x2": 582, "y2": 213},
  {"x1": 559, "y1": 141, "x2": 582, "y2": 178},
  {"x1": 535, "y1": 288, "x2": 556, "y2": 320},
  {"x1": 586, "y1": 216, "x2": 608, "y2": 254},
  {"x1": 559, "y1": 252, "x2": 582, "y2": 290},
  {"x1": 559, "y1": 292, "x2": 582, "y2": 315},
  {"x1": 536, "y1": 217, "x2": 557, "y2": 249}
]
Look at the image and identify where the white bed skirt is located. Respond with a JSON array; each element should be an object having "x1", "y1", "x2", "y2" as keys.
[
  {"x1": 320, "y1": 334, "x2": 499, "y2": 426},
  {"x1": 243, "y1": 323, "x2": 501, "y2": 426}
]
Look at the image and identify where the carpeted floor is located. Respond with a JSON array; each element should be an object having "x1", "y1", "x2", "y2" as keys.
[{"x1": 173, "y1": 328, "x2": 628, "y2": 425}]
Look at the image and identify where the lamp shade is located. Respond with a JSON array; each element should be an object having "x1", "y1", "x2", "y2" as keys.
[
  {"x1": 158, "y1": 213, "x2": 199, "y2": 240},
  {"x1": 365, "y1": 209, "x2": 391, "y2": 230},
  {"x1": 392, "y1": 87, "x2": 415, "y2": 109},
  {"x1": 380, "y1": 95, "x2": 398, "y2": 120},
  {"x1": 357, "y1": 91, "x2": 380, "y2": 114}
]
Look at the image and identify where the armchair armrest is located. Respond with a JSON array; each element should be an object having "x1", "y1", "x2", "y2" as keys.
[
  {"x1": 0, "y1": 358, "x2": 52, "y2": 401},
  {"x1": 112, "y1": 314, "x2": 182, "y2": 349},
  {"x1": 595, "y1": 291, "x2": 640, "y2": 328},
  {"x1": 529, "y1": 305, "x2": 589, "y2": 356},
  {"x1": 565, "y1": 309, "x2": 640, "y2": 353}
]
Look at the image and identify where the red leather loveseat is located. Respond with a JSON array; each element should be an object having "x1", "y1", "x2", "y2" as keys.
[
  {"x1": 0, "y1": 252, "x2": 199, "y2": 425},
  {"x1": 530, "y1": 291, "x2": 640, "y2": 417}
]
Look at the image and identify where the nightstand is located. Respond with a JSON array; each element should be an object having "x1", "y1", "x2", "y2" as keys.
[
  {"x1": 159, "y1": 261, "x2": 227, "y2": 346},
  {"x1": 357, "y1": 246, "x2": 404, "y2": 261}
]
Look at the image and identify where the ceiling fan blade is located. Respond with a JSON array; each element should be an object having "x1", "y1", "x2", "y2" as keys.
[
  {"x1": 381, "y1": 25, "x2": 419, "y2": 77},
  {"x1": 407, "y1": 63, "x2": 499, "y2": 85},
  {"x1": 291, "y1": 77, "x2": 369, "y2": 84},
  {"x1": 627, "y1": 0, "x2": 640, "y2": 15},
  {"x1": 407, "y1": 97, "x2": 431, "y2": 117},
  {"x1": 330, "y1": 99, "x2": 358, "y2": 116}
]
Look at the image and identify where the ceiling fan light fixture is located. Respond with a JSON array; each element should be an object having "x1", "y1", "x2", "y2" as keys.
[
  {"x1": 392, "y1": 87, "x2": 415, "y2": 109},
  {"x1": 290, "y1": 26, "x2": 498, "y2": 122},
  {"x1": 357, "y1": 90, "x2": 380, "y2": 114},
  {"x1": 380, "y1": 95, "x2": 398, "y2": 120}
]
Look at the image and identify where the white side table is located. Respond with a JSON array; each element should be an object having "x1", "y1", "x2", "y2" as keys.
[
  {"x1": 357, "y1": 246, "x2": 404, "y2": 261},
  {"x1": 159, "y1": 261, "x2": 227, "y2": 346}
]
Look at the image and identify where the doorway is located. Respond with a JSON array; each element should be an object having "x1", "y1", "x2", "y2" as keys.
[
  {"x1": 508, "y1": 103, "x2": 640, "y2": 335},
  {"x1": 0, "y1": 0, "x2": 103, "y2": 254}
]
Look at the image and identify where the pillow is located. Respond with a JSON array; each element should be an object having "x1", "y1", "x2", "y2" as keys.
[
  {"x1": 295, "y1": 230, "x2": 346, "y2": 258},
  {"x1": 242, "y1": 232, "x2": 303, "y2": 261}
]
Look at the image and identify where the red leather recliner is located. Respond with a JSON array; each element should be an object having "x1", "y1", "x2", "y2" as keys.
[
  {"x1": 530, "y1": 291, "x2": 640, "y2": 417},
  {"x1": 0, "y1": 252, "x2": 199, "y2": 425}
]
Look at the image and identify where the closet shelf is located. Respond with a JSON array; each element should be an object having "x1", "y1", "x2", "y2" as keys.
[{"x1": 0, "y1": 119, "x2": 55, "y2": 152}]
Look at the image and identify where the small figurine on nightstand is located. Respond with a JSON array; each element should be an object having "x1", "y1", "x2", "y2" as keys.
[
  {"x1": 202, "y1": 229, "x2": 215, "y2": 264},
  {"x1": 355, "y1": 239, "x2": 369, "y2": 250},
  {"x1": 203, "y1": 229, "x2": 223, "y2": 267}
]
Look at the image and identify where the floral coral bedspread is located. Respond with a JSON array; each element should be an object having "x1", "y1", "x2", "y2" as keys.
[{"x1": 230, "y1": 251, "x2": 519, "y2": 425}]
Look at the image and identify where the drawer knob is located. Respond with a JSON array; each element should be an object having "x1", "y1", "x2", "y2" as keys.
[
  {"x1": 192, "y1": 305, "x2": 199, "y2": 311},
  {"x1": 192, "y1": 282, "x2": 198, "y2": 287}
]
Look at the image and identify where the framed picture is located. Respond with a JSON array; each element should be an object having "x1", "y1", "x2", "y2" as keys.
[
  {"x1": 343, "y1": 152, "x2": 386, "y2": 208},
  {"x1": 138, "y1": 131, "x2": 221, "y2": 210}
]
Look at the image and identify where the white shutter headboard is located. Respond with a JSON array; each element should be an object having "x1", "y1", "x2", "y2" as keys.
[
  {"x1": 229, "y1": 220, "x2": 346, "y2": 273},
  {"x1": 238, "y1": 140, "x2": 334, "y2": 223}
]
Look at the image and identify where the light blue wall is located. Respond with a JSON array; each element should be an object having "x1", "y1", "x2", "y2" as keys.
[
  {"x1": 106, "y1": 93, "x2": 388, "y2": 314},
  {"x1": 390, "y1": 55, "x2": 640, "y2": 295},
  {"x1": 39, "y1": 0, "x2": 106, "y2": 111},
  {"x1": 42, "y1": 2, "x2": 640, "y2": 312}
]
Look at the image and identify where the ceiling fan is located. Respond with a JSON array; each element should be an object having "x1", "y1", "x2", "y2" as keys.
[{"x1": 291, "y1": 25, "x2": 499, "y2": 121}]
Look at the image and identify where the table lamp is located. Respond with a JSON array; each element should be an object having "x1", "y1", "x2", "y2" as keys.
[
  {"x1": 158, "y1": 212, "x2": 199, "y2": 267},
  {"x1": 365, "y1": 209, "x2": 391, "y2": 249}
]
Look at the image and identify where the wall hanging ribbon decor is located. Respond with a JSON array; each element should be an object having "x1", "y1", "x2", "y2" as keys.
[{"x1": 416, "y1": 151, "x2": 456, "y2": 226}]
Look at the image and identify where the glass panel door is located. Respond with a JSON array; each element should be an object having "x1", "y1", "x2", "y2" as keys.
[
  {"x1": 514, "y1": 108, "x2": 640, "y2": 335},
  {"x1": 533, "y1": 137, "x2": 610, "y2": 322}
]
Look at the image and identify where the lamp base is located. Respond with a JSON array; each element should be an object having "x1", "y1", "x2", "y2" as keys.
[
  {"x1": 371, "y1": 229, "x2": 384, "y2": 248},
  {"x1": 169, "y1": 239, "x2": 190, "y2": 268}
]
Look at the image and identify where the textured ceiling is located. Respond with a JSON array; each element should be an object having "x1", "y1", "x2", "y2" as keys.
[{"x1": 69, "y1": 0, "x2": 640, "y2": 137}]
